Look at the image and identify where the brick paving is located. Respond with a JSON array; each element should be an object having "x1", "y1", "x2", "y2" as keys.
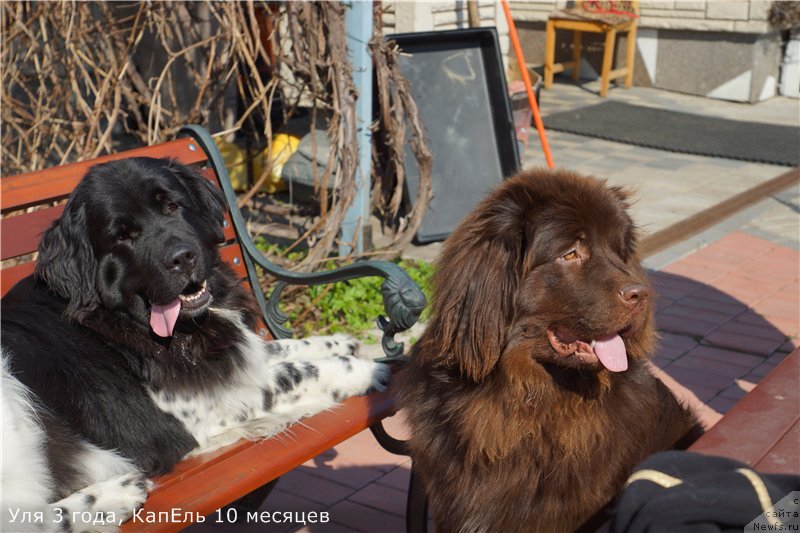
[{"x1": 192, "y1": 231, "x2": 799, "y2": 532}]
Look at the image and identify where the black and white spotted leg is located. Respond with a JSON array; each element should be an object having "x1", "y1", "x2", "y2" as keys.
[
  {"x1": 263, "y1": 334, "x2": 360, "y2": 362},
  {"x1": 47, "y1": 473, "x2": 151, "y2": 533}
]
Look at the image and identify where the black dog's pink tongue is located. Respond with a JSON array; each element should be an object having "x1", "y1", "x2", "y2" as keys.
[
  {"x1": 593, "y1": 334, "x2": 628, "y2": 372},
  {"x1": 150, "y1": 299, "x2": 181, "y2": 337}
]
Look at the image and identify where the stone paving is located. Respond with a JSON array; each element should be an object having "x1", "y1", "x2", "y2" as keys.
[
  {"x1": 520, "y1": 80, "x2": 798, "y2": 240},
  {"x1": 193, "y1": 81, "x2": 799, "y2": 532}
]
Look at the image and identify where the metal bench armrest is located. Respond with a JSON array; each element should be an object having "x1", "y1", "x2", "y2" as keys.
[{"x1": 178, "y1": 125, "x2": 426, "y2": 361}]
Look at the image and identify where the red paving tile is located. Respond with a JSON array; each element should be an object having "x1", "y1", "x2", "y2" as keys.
[
  {"x1": 752, "y1": 297, "x2": 800, "y2": 323},
  {"x1": 347, "y1": 481, "x2": 408, "y2": 517},
  {"x1": 655, "y1": 297, "x2": 677, "y2": 312},
  {"x1": 675, "y1": 295, "x2": 748, "y2": 316},
  {"x1": 654, "y1": 343, "x2": 693, "y2": 361},
  {"x1": 670, "y1": 351, "x2": 753, "y2": 379},
  {"x1": 301, "y1": 458, "x2": 385, "y2": 491},
  {"x1": 293, "y1": 524, "x2": 362, "y2": 533},
  {"x1": 659, "y1": 363, "x2": 735, "y2": 391},
  {"x1": 703, "y1": 329, "x2": 786, "y2": 356},
  {"x1": 734, "y1": 378, "x2": 757, "y2": 393},
  {"x1": 656, "y1": 313, "x2": 720, "y2": 337},
  {"x1": 660, "y1": 331, "x2": 701, "y2": 351},
  {"x1": 712, "y1": 319, "x2": 788, "y2": 342},
  {"x1": 736, "y1": 312, "x2": 799, "y2": 337},
  {"x1": 680, "y1": 344, "x2": 766, "y2": 367},
  {"x1": 278, "y1": 468, "x2": 355, "y2": 506},
  {"x1": 706, "y1": 394, "x2": 741, "y2": 414},
  {"x1": 779, "y1": 338, "x2": 800, "y2": 353},
  {"x1": 374, "y1": 464, "x2": 411, "y2": 492},
  {"x1": 652, "y1": 355, "x2": 673, "y2": 369},
  {"x1": 662, "y1": 262, "x2": 727, "y2": 284},
  {"x1": 659, "y1": 302, "x2": 736, "y2": 324},
  {"x1": 325, "y1": 500, "x2": 406, "y2": 533},
  {"x1": 716, "y1": 384, "x2": 749, "y2": 400},
  {"x1": 263, "y1": 232, "x2": 798, "y2": 531}
]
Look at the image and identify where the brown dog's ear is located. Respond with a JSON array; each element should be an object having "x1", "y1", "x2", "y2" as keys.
[
  {"x1": 417, "y1": 192, "x2": 526, "y2": 382},
  {"x1": 608, "y1": 184, "x2": 640, "y2": 260}
]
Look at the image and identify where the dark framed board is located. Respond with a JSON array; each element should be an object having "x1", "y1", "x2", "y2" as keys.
[{"x1": 388, "y1": 28, "x2": 520, "y2": 243}]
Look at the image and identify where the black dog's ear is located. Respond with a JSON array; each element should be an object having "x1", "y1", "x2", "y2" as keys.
[
  {"x1": 35, "y1": 204, "x2": 100, "y2": 321},
  {"x1": 167, "y1": 159, "x2": 227, "y2": 243}
]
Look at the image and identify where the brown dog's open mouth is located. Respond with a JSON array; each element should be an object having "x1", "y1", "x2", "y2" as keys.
[{"x1": 546, "y1": 325, "x2": 629, "y2": 372}]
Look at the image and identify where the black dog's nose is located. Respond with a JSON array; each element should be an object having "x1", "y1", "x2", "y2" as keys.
[
  {"x1": 164, "y1": 244, "x2": 197, "y2": 273},
  {"x1": 619, "y1": 284, "x2": 649, "y2": 305}
]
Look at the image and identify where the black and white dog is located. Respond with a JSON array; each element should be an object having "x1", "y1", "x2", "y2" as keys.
[{"x1": 1, "y1": 157, "x2": 388, "y2": 531}]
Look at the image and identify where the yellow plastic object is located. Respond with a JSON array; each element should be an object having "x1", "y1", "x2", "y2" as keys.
[
  {"x1": 214, "y1": 139, "x2": 250, "y2": 192},
  {"x1": 252, "y1": 133, "x2": 300, "y2": 194}
]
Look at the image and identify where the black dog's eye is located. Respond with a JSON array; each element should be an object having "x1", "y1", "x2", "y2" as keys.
[
  {"x1": 155, "y1": 192, "x2": 179, "y2": 214},
  {"x1": 116, "y1": 229, "x2": 139, "y2": 243}
]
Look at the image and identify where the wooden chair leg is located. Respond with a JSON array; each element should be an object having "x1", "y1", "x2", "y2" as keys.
[
  {"x1": 572, "y1": 30, "x2": 582, "y2": 81},
  {"x1": 544, "y1": 20, "x2": 556, "y2": 89},
  {"x1": 625, "y1": 25, "x2": 637, "y2": 88},
  {"x1": 600, "y1": 28, "x2": 617, "y2": 97}
]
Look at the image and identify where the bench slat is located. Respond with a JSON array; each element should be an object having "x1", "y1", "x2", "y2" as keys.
[
  {"x1": 1, "y1": 205, "x2": 65, "y2": 260},
  {"x1": 1, "y1": 243, "x2": 247, "y2": 298},
  {"x1": 755, "y1": 421, "x2": 800, "y2": 474},
  {"x1": 219, "y1": 243, "x2": 249, "y2": 279},
  {"x1": 122, "y1": 387, "x2": 396, "y2": 532},
  {"x1": 1, "y1": 139, "x2": 208, "y2": 213},
  {"x1": 1, "y1": 208, "x2": 235, "y2": 262},
  {"x1": 690, "y1": 348, "x2": 799, "y2": 471},
  {"x1": 1, "y1": 262, "x2": 35, "y2": 297}
]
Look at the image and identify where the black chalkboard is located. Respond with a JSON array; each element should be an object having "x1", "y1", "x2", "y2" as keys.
[{"x1": 389, "y1": 28, "x2": 520, "y2": 243}]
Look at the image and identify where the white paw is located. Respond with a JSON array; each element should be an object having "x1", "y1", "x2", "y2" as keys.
[
  {"x1": 104, "y1": 472, "x2": 153, "y2": 517},
  {"x1": 69, "y1": 473, "x2": 152, "y2": 531},
  {"x1": 335, "y1": 358, "x2": 390, "y2": 398}
]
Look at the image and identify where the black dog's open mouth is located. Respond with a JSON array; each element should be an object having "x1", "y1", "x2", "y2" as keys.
[
  {"x1": 178, "y1": 280, "x2": 211, "y2": 311},
  {"x1": 546, "y1": 325, "x2": 629, "y2": 372},
  {"x1": 149, "y1": 280, "x2": 212, "y2": 338}
]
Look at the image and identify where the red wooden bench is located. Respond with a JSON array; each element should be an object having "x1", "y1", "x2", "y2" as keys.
[
  {"x1": 689, "y1": 347, "x2": 800, "y2": 475},
  {"x1": 1, "y1": 125, "x2": 425, "y2": 531}
]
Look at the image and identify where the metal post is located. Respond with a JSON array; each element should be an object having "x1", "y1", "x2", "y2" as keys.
[{"x1": 341, "y1": 0, "x2": 374, "y2": 256}]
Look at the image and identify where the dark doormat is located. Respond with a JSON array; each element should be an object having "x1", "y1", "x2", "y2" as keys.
[{"x1": 542, "y1": 101, "x2": 800, "y2": 167}]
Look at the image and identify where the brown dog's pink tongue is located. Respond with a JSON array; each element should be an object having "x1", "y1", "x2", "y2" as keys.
[
  {"x1": 150, "y1": 299, "x2": 181, "y2": 337},
  {"x1": 593, "y1": 334, "x2": 628, "y2": 372}
]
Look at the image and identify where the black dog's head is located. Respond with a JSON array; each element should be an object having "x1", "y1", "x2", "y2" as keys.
[{"x1": 36, "y1": 157, "x2": 226, "y2": 337}]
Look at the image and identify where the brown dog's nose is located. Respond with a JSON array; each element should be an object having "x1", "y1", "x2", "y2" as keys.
[{"x1": 619, "y1": 284, "x2": 649, "y2": 305}]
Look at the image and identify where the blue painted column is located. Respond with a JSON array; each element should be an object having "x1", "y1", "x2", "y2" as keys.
[{"x1": 340, "y1": 0, "x2": 373, "y2": 256}]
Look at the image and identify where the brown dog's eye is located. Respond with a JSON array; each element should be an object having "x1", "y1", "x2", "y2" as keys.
[
  {"x1": 166, "y1": 201, "x2": 179, "y2": 213},
  {"x1": 562, "y1": 250, "x2": 578, "y2": 261}
]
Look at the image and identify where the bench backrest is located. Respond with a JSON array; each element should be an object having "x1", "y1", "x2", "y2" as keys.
[{"x1": 1, "y1": 136, "x2": 273, "y2": 339}]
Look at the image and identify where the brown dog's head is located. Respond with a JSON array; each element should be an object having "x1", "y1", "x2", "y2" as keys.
[{"x1": 417, "y1": 169, "x2": 655, "y2": 382}]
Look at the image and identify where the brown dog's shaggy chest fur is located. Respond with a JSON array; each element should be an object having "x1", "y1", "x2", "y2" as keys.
[{"x1": 398, "y1": 170, "x2": 697, "y2": 533}]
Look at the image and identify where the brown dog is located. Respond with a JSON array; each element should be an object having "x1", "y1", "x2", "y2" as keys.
[{"x1": 398, "y1": 169, "x2": 697, "y2": 533}]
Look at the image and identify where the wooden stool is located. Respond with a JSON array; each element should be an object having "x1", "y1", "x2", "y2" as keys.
[{"x1": 544, "y1": 1, "x2": 639, "y2": 97}]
